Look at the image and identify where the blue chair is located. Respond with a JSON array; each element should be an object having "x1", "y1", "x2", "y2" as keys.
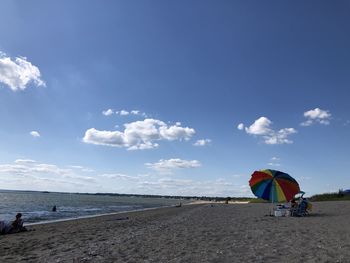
[{"x1": 291, "y1": 199, "x2": 308, "y2": 217}]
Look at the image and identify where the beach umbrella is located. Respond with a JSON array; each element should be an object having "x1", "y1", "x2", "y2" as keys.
[{"x1": 249, "y1": 169, "x2": 300, "y2": 203}]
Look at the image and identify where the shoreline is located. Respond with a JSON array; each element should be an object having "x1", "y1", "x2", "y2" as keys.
[
  {"x1": 25, "y1": 200, "x2": 238, "y2": 226},
  {"x1": 25, "y1": 204, "x2": 176, "y2": 226}
]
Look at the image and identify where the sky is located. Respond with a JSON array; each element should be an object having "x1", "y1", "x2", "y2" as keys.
[{"x1": 0, "y1": 1, "x2": 349, "y2": 197}]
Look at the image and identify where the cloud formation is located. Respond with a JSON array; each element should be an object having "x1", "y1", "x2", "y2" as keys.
[
  {"x1": 30, "y1": 131, "x2": 40, "y2": 137},
  {"x1": 238, "y1": 117, "x2": 297, "y2": 144},
  {"x1": 134, "y1": 177, "x2": 250, "y2": 197},
  {"x1": 268, "y1": 157, "x2": 281, "y2": 167},
  {"x1": 0, "y1": 159, "x2": 250, "y2": 197},
  {"x1": 145, "y1": 158, "x2": 201, "y2": 173},
  {"x1": 193, "y1": 139, "x2": 211, "y2": 146},
  {"x1": 0, "y1": 52, "x2": 45, "y2": 91},
  {"x1": 237, "y1": 123, "x2": 244, "y2": 130},
  {"x1": 83, "y1": 118, "x2": 196, "y2": 150},
  {"x1": 120, "y1": 110, "x2": 129, "y2": 116},
  {"x1": 301, "y1": 108, "x2": 331, "y2": 126},
  {"x1": 102, "y1": 109, "x2": 114, "y2": 116},
  {"x1": 0, "y1": 159, "x2": 96, "y2": 192},
  {"x1": 102, "y1": 109, "x2": 148, "y2": 117}
]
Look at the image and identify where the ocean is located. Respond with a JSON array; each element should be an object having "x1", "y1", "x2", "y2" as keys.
[{"x1": 0, "y1": 190, "x2": 185, "y2": 224}]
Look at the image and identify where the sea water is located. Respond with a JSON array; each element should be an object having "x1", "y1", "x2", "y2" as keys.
[{"x1": 0, "y1": 190, "x2": 185, "y2": 224}]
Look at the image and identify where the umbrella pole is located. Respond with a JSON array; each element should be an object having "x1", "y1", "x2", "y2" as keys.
[{"x1": 270, "y1": 189, "x2": 274, "y2": 216}]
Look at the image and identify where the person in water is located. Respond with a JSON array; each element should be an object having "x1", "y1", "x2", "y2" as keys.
[{"x1": 52, "y1": 205, "x2": 57, "y2": 212}]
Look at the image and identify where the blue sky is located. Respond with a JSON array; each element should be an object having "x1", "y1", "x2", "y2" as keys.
[{"x1": 0, "y1": 1, "x2": 349, "y2": 196}]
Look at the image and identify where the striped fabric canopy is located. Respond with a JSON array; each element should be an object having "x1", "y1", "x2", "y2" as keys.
[{"x1": 249, "y1": 169, "x2": 300, "y2": 203}]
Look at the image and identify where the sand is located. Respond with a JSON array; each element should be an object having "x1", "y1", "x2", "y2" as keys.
[{"x1": 1, "y1": 201, "x2": 350, "y2": 263}]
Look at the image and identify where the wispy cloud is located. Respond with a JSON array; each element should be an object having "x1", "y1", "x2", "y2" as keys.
[
  {"x1": 0, "y1": 159, "x2": 252, "y2": 197},
  {"x1": 68, "y1": 165, "x2": 95, "y2": 173},
  {"x1": 238, "y1": 117, "x2": 297, "y2": 145},
  {"x1": 301, "y1": 108, "x2": 331, "y2": 126},
  {"x1": 267, "y1": 156, "x2": 281, "y2": 167},
  {"x1": 103, "y1": 109, "x2": 148, "y2": 117},
  {"x1": 267, "y1": 162, "x2": 281, "y2": 167},
  {"x1": 268, "y1": 156, "x2": 281, "y2": 167},
  {"x1": 0, "y1": 52, "x2": 45, "y2": 91},
  {"x1": 98, "y1": 173, "x2": 139, "y2": 180},
  {"x1": 0, "y1": 159, "x2": 96, "y2": 192},
  {"x1": 145, "y1": 158, "x2": 201, "y2": 174},
  {"x1": 135, "y1": 177, "x2": 251, "y2": 197},
  {"x1": 83, "y1": 118, "x2": 196, "y2": 150},
  {"x1": 193, "y1": 139, "x2": 211, "y2": 146}
]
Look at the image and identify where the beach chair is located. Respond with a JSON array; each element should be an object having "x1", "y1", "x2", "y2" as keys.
[{"x1": 290, "y1": 199, "x2": 308, "y2": 217}]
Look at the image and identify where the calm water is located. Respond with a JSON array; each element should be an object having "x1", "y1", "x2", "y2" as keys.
[{"x1": 0, "y1": 190, "x2": 185, "y2": 224}]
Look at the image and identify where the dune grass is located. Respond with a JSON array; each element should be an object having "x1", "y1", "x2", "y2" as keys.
[{"x1": 309, "y1": 191, "x2": 350, "y2": 202}]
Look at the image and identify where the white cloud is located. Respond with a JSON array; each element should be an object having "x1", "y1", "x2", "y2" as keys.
[
  {"x1": 237, "y1": 123, "x2": 244, "y2": 130},
  {"x1": 0, "y1": 52, "x2": 45, "y2": 91},
  {"x1": 268, "y1": 156, "x2": 281, "y2": 167},
  {"x1": 301, "y1": 108, "x2": 331, "y2": 126},
  {"x1": 193, "y1": 139, "x2": 211, "y2": 146},
  {"x1": 83, "y1": 128, "x2": 125, "y2": 147},
  {"x1": 83, "y1": 118, "x2": 195, "y2": 150},
  {"x1": 98, "y1": 173, "x2": 139, "y2": 180},
  {"x1": 120, "y1": 110, "x2": 129, "y2": 116},
  {"x1": 0, "y1": 159, "x2": 251, "y2": 197},
  {"x1": 102, "y1": 109, "x2": 114, "y2": 116},
  {"x1": 108, "y1": 109, "x2": 148, "y2": 118},
  {"x1": 134, "y1": 177, "x2": 251, "y2": 197},
  {"x1": 30, "y1": 131, "x2": 40, "y2": 137},
  {"x1": 69, "y1": 165, "x2": 95, "y2": 173},
  {"x1": 264, "y1": 128, "x2": 297, "y2": 145},
  {"x1": 159, "y1": 122, "x2": 195, "y2": 141},
  {"x1": 245, "y1": 117, "x2": 273, "y2": 135},
  {"x1": 268, "y1": 162, "x2": 281, "y2": 167},
  {"x1": 145, "y1": 158, "x2": 201, "y2": 174},
  {"x1": 240, "y1": 117, "x2": 297, "y2": 145},
  {"x1": 0, "y1": 160, "x2": 96, "y2": 192},
  {"x1": 14, "y1": 159, "x2": 36, "y2": 164}
]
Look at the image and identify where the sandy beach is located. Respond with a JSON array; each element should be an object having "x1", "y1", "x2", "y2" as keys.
[{"x1": 1, "y1": 201, "x2": 350, "y2": 263}]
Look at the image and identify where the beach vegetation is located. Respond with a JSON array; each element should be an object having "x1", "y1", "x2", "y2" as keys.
[{"x1": 309, "y1": 190, "x2": 350, "y2": 201}]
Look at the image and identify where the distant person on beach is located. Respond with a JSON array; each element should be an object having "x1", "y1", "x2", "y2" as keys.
[{"x1": 52, "y1": 205, "x2": 57, "y2": 212}]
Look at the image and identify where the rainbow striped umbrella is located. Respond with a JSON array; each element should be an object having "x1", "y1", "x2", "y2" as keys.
[{"x1": 249, "y1": 169, "x2": 300, "y2": 203}]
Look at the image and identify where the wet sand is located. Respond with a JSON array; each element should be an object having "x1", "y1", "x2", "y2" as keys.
[{"x1": 1, "y1": 201, "x2": 350, "y2": 262}]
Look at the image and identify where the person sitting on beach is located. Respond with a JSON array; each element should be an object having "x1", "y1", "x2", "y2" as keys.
[
  {"x1": 10, "y1": 213, "x2": 27, "y2": 234},
  {"x1": 0, "y1": 213, "x2": 27, "y2": 235}
]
